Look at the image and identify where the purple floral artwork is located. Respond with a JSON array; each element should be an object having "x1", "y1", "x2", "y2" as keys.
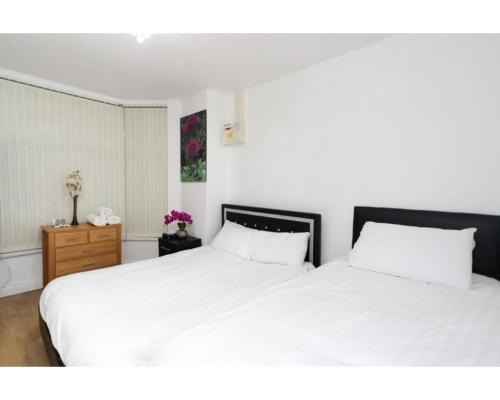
[
  {"x1": 186, "y1": 139, "x2": 201, "y2": 157},
  {"x1": 182, "y1": 115, "x2": 201, "y2": 134},
  {"x1": 181, "y1": 110, "x2": 206, "y2": 182}
]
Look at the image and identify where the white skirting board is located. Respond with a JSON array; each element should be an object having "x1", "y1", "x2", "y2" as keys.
[
  {"x1": 0, "y1": 238, "x2": 158, "y2": 298},
  {"x1": 0, "y1": 278, "x2": 42, "y2": 298}
]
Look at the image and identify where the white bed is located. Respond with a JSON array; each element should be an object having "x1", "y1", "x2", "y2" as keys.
[
  {"x1": 40, "y1": 246, "x2": 313, "y2": 366},
  {"x1": 151, "y1": 257, "x2": 500, "y2": 366}
]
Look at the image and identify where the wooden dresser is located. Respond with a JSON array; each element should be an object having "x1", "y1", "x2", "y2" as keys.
[{"x1": 41, "y1": 223, "x2": 121, "y2": 285}]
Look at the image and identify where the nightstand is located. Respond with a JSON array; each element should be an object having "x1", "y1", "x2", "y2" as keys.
[{"x1": 158, "y1": 234, "x2": 202, "y2": 256}]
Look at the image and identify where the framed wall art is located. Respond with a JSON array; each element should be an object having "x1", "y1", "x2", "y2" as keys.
[{"x1": 180, "y1": 110, "x2": 207, "y2": 182}]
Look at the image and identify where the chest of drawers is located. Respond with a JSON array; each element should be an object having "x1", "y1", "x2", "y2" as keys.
[{"x1": 41, "y1": 223, "x2": 121, "y2": 285}]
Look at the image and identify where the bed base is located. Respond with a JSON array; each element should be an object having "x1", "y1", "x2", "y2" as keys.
[{"x1": 39, "y1": 310, "x2": 65, "y2": 367}]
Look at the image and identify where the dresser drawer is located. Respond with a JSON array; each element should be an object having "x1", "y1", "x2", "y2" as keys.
[
  {"x1": 89, "y1": 228, "x2": 117, "y2": 242},
  {"x1": 56, "y1": 252, "x2": 118, "y2": 277},
  {"x1": 55, "y1": 231, "x2": 88, "y2": 248},
  {"x1": 56, "y1": 241, "x2": 117, "y2": 262},
  {"x1": 42, "y1": 223, "x2": 122, "y2": 285}
]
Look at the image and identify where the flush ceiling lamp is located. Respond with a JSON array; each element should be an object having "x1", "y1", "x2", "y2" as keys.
[{"x1": 132, "y1": 33, "x2": 153, "y2": 44}]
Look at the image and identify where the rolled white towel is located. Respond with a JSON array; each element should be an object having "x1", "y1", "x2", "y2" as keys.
[
  {"x1": 107, "y1": 215, "x2": 121, "y2": 225},
  {"x1": 95, "y1": 206, "x2": 113, "y2": 218},
  {"x1": 87, "y1": 213, "x2": 107, "y2": 227}
]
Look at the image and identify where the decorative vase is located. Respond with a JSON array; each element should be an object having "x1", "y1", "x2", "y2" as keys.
[
  {"x1": 175, "y1": 229, "x2": 187, "y2": 239},
  {"x1": 175, "y1": 221, "x2": 187, "y2": 239},
  {"x1": 71, "y1": 195, "x2": 79, "y2": 226}
]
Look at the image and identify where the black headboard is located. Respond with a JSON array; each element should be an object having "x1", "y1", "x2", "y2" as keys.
[
  {"x1": 222, "y1": 204, "x2": 321, "y2": 267},
  {"x1": 352, "y1": 206, "x2": 500, "y2": 280}
]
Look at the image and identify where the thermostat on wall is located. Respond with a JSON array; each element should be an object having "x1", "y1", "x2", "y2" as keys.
[
  {"x1": 222, "y1": 89, "x2": 246, "y2": 145},
  {"x1": 223, "y1": 123, "x2": 234, "y2": 141},
  {"x1": 222, "y1": 122, "x2": 244, "y2": 145}
]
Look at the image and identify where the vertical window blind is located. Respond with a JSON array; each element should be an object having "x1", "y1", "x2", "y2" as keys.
[
  {"x1": 124, "y1": 107, "x2": 168, "y2": 237},
  {"x1": 0, "y1": 79, "x2": 168, "y2": 253}
]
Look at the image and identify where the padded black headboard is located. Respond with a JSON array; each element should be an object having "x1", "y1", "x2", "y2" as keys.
[
  {"x1": 222, "y1": 204, "x2": 321, "y2": 267},
  {"x1": 352, "y1": 206, "x2": 500, "y2": 280}
]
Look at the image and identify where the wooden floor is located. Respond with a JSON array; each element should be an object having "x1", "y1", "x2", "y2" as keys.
[{"x1": 0, "y1": 289, "x2": 50, "y2": 366}]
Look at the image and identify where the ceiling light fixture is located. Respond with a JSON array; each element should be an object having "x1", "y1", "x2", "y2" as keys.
[{"x1": 132, "y1": 33, "x2": 153, "y2": 44}]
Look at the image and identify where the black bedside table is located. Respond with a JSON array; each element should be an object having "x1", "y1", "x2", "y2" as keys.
[{"x1": 158, "y1": 234, "x2": 202, "y2": 256}]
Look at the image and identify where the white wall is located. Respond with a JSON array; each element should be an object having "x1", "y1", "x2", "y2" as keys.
[
  {"x1": 180, "y1": 91, "x2": 208, "y2": 240},
  {"x1": 167, "y1": 99, "x2": 182, "y2": 220},
  {"x1": 205, "y1": 89, "x2": 234, "y2": 241},
  {"x1": 226, "y1": 34, "x2": 500, "y2": 264},
  {"x1": 179, "y1": 89, "x2": 234, "y2": 243},
  {"x1": 121, "y1": 240, "x2": 158, "y2": 263},
  {"x1": 0, "y1": 252, "x2": 41, "y2": 297}
]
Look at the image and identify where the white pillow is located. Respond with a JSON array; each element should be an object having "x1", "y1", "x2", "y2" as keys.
[
  {"x1": 251, "y1": 230, "x2": 310, "y2": 268},
  {"x1": 211, "y1": 221, "x2": 256, "y2": 259},
  {"x1": 348, "y1": 222, "x2": 476, "y2": 289}
]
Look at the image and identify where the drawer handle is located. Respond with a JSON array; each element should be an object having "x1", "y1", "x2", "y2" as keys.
[
  {"x1": 160, "y1": 246, "x2": 173, "y2": 252},
  {"x1": 98, "y1": 234, "x2": 110, "y2": 238},
  {"x1": 82, "y1": 263, "x2": 96, "y2": 268},
  {"x1": 65, "y1": 237, "x2": 79, "y2": 242}
]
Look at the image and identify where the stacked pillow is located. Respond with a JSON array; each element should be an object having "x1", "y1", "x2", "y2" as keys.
[
  {"x1": 211, "y1": 221, "x2": 310, "y2": 267},
  {"x1": 211, "y1": 221, "x2": 256, "y2": 260}
]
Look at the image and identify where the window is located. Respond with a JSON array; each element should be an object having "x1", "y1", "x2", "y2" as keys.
[
  {"x1": 124, "y1": 107, "x2": 168, "y2": 237},
  {"x1": 0, "y1": 79, "x2": 167, "y2": 253}
]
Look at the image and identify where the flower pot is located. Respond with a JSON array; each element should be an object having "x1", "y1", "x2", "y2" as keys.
[{"x1": 175, "y1": 229, "x2": 187, "y2": 239}]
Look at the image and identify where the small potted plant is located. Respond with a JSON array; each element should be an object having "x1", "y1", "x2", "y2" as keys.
[{"x1": 164, "y1": 210, "x2": 193, "y2": 239}]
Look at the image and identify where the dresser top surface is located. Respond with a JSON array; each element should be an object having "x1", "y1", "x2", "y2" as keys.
[{"x1": 41, "y1": 223, "x2": 121, "y2": 233}]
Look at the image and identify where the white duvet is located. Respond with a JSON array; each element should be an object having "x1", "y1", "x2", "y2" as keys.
[
  {"x1": 152, "y1": 257, "x2": 500, "y2": 366},
  {"x1": 39, "y1": 246, "x2": 311, "y2": 366}
]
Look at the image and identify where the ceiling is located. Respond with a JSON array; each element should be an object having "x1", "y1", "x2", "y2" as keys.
[{"x1": 0, "y1": 34, "x2": 391, "y2": 100}]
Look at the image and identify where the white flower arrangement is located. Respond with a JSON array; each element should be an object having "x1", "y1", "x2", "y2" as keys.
[{"x1": 65, "y1": 170, "x2": 82, "y2": 198}]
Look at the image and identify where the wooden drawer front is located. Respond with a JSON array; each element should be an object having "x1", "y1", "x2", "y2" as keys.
[
  {"x1": 55, "y1": 231, "x2": 87, "y2": 248},
  {"x1": 56, "y1": 253, "x2": 118, "y2": 277},
  {"x1": 56, "y1": 241, "x2": 117, "y2": 262},
  {"x1": 89, "y1": 228, "x2": 116, "y2": 243}
]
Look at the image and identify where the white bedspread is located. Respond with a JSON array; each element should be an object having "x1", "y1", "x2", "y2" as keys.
[
  {"x1": 152, "y1": 257, "x2": 500, "y2": 366},
  {"x1": 39, "y1": 246, "x2": 311, "y2": 366}
]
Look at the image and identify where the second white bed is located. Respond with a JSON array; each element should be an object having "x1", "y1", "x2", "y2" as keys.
[{"x1": 151, "y1": 257, "x2": 500, "y2": 366}]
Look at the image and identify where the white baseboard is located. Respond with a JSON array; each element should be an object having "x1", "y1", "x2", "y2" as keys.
[
  {"x1": 0, "y1": 278, "x2": 42, "y2": 298},
  {"x1": 0, "y1": 239, "x2": 158, "y2": 298}
]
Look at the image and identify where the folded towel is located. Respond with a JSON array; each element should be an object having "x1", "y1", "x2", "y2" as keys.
[
  {"x1": 107, "y1": 215, "x2": 121, "y2": 225},
  {"x1": 87, "y1": 213, "x2": 107, "y2": 227},
  {"x1": 95, "y1": 206, "x2": 113, "y2": 218}
]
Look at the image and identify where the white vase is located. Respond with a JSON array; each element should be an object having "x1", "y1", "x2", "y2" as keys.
[{"x1": 175, "y1": 229, "x2": 187, "y2": 239}]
